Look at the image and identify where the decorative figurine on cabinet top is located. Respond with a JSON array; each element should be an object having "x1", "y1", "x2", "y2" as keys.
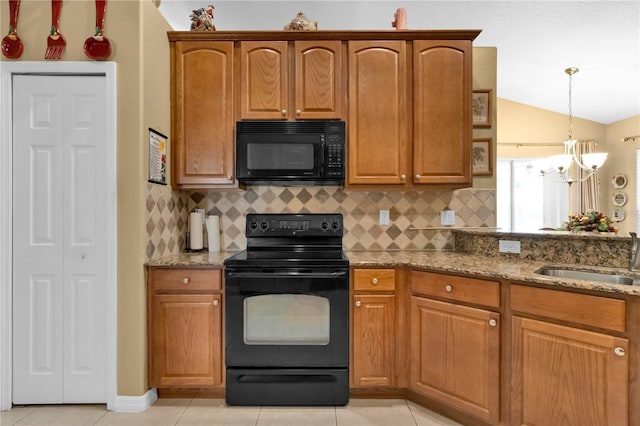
[
  {"x1": 392, "y1": 7, "x2": 407, "y2": 30},
  {"x1": 283, "y1": 12, "x2": 317, "y2": 31},
  {"x1": 190, "y1": 4, "x2": 215, "y2": 31}
]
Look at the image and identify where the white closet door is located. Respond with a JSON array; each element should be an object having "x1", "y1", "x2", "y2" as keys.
[{"x1": 12, "y1": 74, "x2": 107, "y2": 404}]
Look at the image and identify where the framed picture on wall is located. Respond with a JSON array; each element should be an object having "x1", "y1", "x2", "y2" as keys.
[
  {"x1": 148, "y1": 128, "x2": 168, "y2": 185},
  {"x1": 472, "y1": 89, "x2": 492, "y2": 128},
  {"x1": 473, "y1": 138, "x2": 493, "y2": 176}
]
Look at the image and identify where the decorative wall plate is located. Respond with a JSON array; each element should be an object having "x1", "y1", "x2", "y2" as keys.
[
  {"x1": 612, "y1": 174, "x2": 627, "y2": 189},
  {"x1": 612, "y1": 191, "x2": 627, "y2": 207},
  {"x1": 613, "y1": 208, "x2": 625, "y2": 221}
]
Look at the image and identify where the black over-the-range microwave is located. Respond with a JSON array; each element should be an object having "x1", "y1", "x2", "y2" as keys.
[{"x1": 235, "y1": 120, "x2": 345, "y2": 186}]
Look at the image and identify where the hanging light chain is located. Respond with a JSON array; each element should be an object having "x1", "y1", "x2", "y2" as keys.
[{"x1": 565, "y1": 67, "x2": 578, "y2": 141}]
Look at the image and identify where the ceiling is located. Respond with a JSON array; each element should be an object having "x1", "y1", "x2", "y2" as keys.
[{"x1": 157, "y1": 1, "x2": 639, "y2": 124}]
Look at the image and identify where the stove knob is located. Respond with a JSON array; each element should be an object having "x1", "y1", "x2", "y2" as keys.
[
  {"x1": 249, "y1": 221, "x2": 258, "y2": 230},
  {"x1": 260, "y1": 221, "x2": 269, "y2": 230},
  {"x1": 331, "y1": 221, "x2": 340, "y2": 230},
  {"x1": 321, "y1": 221, "x2": 329, "y2": 230}
]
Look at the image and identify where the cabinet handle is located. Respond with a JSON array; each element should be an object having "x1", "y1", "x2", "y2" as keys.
[
  {"x1": 400, "y1": 175, "x2": 406, "y2": 182},
  {"x1": 489, "y1": 319, "x2": 497, "y2": 327},
  {"x1": 444, "y1": 284, "x2": 452, "y2": 292},
  {"x1": 213, "y1": 299, "x2": 219, "y2": 306},
  {"x1": 182, "y1": 277, "x2": 190, "y2": 285},
  {"x1": 355, "y1": 300, "x2": 361, "y2": 307},
  {"x1": 295, "y1": 109, "x2": 301, "y2": 115},
  {"x1": 281, "y1": 109, "x2": 287, "y2": 115},
  {"x1": 372, "y1": 277, "x2": 378, "y2": 285},
  {"x1": 614, "y1": 347, "x2": 626, "y2": 356}
]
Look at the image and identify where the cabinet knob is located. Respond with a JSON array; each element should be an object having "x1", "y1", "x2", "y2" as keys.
[
  {"x1": 614, "y1": 347, "x2": 626, "y2": 356},
  {"x1": 182, "y1": 277, "x2": 190, "y2": 285},
  {"x1": 489, "y1": 319, "x2": 497, "y2": 327},
  {"x1": 295, "y1": 109, "x2": 301, "y2": 115},
  {"x1": 355, "y1": 300, "x2": 361, "y2": 307},
  {"x1": 213, "y1": 299, "x2": 219, "y2": 306},
  {"x1": 281, "y1": 109, "x2": 287, "y2": 115},
  {"x1": 415, "y1": 174, "x2": 421, "y2": 179},
  {"x1": 444, "y1": 284, "x2": 452, "y2": 292},
  {"x1": 400, "y1": 175, "x2": 406, "y2": 182},
  {"x1": 372, "y1": 277, "x2": 378, "y2": 285}
]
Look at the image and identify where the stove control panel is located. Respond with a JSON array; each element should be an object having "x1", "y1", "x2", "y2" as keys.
[{"x1": 246, "y1": 213, "x2": 343, "y2": 237}]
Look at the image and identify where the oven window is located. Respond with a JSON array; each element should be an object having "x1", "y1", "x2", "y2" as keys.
[
  {"x1": 244, "y1": 294, "x2": 330, "y2": 345},
  {"x1": 246, "y1": 143, "x2": 314, "y2": 170}
]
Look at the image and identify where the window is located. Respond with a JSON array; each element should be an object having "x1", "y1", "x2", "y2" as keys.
[{"x1": 497, "y1": 158, "x2": 569, "y2": 232}]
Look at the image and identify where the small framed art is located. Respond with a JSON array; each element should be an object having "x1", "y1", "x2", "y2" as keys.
[
  {"x1": 473, "y1": 138, "x2": 493, "y2": 176},
  {"x1": 148, "y1": 128, "x2": 168, "y2": 185},
  {"x1": 472, "y1": 89, "x2": 492, "y2": 128}
]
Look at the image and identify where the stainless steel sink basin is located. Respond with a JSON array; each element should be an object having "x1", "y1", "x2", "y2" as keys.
[{"x1": 535, "y1": 267, "x2": 640, "y2": 286}]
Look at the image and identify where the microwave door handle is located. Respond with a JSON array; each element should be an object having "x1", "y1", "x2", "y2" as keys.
[{"x1": 319, "y1": 138, "x2": 325, "y2": 176}]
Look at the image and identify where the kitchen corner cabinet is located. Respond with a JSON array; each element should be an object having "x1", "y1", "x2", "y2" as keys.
[
  {"x1": 239, "y1": 40, "x2": 344, "y2": 120},
  {"x1": 347, "y1": 41, "x2": 409, "y2": 186},
  {"x1": 147, "y1": 267, "x2": 223, "y2": 388},
  {"x1": 171, "y1": 41, "x2": 236, "y2": 188},
  {"x1": 413, "y1": 40, "x2": 472, "y2": 185},
  {"x1": 351, "y1": 268, "x2": 396, "y2": 387},
  {"x1": 510, "y1": 284, "x2": 629, "y2": 426},
  {"x1": 410, "y1": 271, "x2": 500, "y2": 425}
]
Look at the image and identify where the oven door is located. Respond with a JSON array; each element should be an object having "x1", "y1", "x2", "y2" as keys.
[{"x1": 225, "y1": 267, "x2": 349, "y2": 368}]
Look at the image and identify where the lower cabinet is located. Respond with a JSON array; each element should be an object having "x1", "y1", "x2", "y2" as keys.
[
  {"x1": 510, "y1": 284, "x2": 629, "y2": 426},
  {"x1": 147, "y1": 267, "x2": 224, "y2": 388},
  {"x1": 351, "y1": 268, "x2": 396, "y2": 387},
  {"x1": 410, "y1": 270, "x2": 501, "y2": 425}
]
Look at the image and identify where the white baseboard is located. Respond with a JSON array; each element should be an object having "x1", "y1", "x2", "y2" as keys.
[{"x1": 110, "y1": 388, "x2": 157, "y2": 413}]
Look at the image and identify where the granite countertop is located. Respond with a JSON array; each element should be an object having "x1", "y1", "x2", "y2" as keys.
[{"x1": 146, "y1": 250, "x2": 640, "y2": 296}]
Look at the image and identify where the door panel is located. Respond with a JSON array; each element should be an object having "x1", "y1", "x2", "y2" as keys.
[{"x1": 13, "y1": 74, "x2": 107, "y2": 404}]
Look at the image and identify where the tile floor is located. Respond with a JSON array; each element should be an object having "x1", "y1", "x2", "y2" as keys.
[{"x1": 1, "y1": 398, "x2": 462, "y2": 426}]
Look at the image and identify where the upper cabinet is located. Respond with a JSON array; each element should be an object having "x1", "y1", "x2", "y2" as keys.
[
  {"x1": 347, "y1": 41, "x2": 409, "y2": 186},
  {"x1": 171, "y1": 41, "x2": 236, "y2": 188},
  {"x1": 346, "y1": 38, "x2": 473, "y2": 188},
  {"x1": 167, "y1": 31, "x2": 480, "y2": 189},
  {"x1": 413, "y1": 40, "x2": 472, "y2": 185},
  {"x1": 239, "y1": 40, "x2": 344, "y2": 120}
]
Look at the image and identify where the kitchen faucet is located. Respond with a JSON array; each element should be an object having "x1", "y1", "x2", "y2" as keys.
[{"x1": 630, "y1": 232, "x2": 640, "y2": 271}]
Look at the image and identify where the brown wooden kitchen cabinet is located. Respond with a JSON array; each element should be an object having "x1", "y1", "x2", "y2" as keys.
[
  {"x1": 239, "y1": 40, "x2": 344, "y2": 120},
  {"x1": 510, "y1": 284, "x2": 629, "y2": 426},
  {"x1": 413, "y1": 40, "x2": 473, "y2": 185},
  {"x1": 410, "y1": 271, "x2": 501, "y2": 425},
  {"x1": 347, "y1": 41, "x2": 410, "y2": 186},
  {"x1": 147, "y1": 267, "x2": 224, "y2": 388},
  {"x1": 170, "y1": 41, "x2": 236, "y2": 188},
  {"x1": 351, "y1": 268, "x2": 396, "y2": 387}
]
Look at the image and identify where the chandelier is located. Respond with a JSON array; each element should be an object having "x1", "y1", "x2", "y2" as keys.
[{"x1": 540, "y1": 67, "x2": 608, "y2": 185}]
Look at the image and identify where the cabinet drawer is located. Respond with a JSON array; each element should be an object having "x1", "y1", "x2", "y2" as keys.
[
  {"x1": 354, "y1": 269, "x2": 396, "y2": 291},
  {"x1": 511, "y1": 284, "x2": 625, "y2": 332},
  {"x1": 411, "y1": 270, "x2": 500, "y2": 308},
  {"x1": 150, "y1": 268, "x2": 222, "y2": 292}
]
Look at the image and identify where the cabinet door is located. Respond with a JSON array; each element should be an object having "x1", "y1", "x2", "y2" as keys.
[
  {"x1": 511, "y1": 316, "x2": 628, "y2": 426},
  {"x1": 240, "y1": 41, "x2": 288, "y2": 120},
  {"x1": 413, "y1": 40, "x2": 472, "y2": 185},
  {"x1": 411, "y1": 296, "x2": 500, "y2": 424},
  {"x1": 173, "y1": 41, "x2": 235, "y2": 187},
  {"x1": 352, "y1": 294, "x2": 395, "y2": 387},
  {"x1": 347, "y1": 41, "x2": 409, "y2": 186},
  {"x1": 294, "y1": 41, "x2": 343, "y2": 119},
  {"x1": 151, "y1": 294, "x2": 223, "y2": 387}
]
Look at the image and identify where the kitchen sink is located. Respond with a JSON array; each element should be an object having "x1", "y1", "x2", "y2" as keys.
[{"x1": 535, "y1": 267, "x2": 640, "y2": 286}]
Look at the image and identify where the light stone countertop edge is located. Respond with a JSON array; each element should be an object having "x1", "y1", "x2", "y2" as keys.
[{"x1": 146, "y1": 250, "x2": 640, "y2": 296}]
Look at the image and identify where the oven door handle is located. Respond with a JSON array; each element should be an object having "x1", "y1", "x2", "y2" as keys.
[{"x1": 226, "y1": 271, "x2": 348, "y2": 279}]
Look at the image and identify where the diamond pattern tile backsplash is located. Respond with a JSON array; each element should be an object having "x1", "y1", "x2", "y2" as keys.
[{"x1": 145, "y1": 183, "x2": 496, "y2": 259}]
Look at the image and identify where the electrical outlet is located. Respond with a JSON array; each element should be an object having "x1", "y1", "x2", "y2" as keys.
[
  {"x1": 440, "y1": 210, "x2": 456, "y2": 226},
  {"x1": 379, "y1": 210, "x2": 390, "y2": 226},
  {"x1": 499, "y1": 240, "x2": 521, "y2": 254}
]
